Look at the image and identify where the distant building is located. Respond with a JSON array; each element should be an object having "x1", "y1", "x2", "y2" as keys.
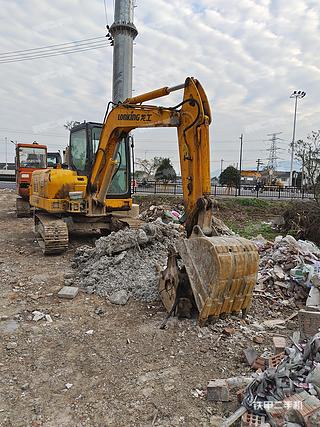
[
  {"x1": 275, "y1": 171, "x2": 291, "y2": 187},
  {"x1": 240, "y1": 170, "x2": 261, "y2": 186}
]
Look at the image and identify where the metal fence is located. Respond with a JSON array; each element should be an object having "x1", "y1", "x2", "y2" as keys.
[{"x1": 134, "y1": 182, "x2": 315, "y2": 200}]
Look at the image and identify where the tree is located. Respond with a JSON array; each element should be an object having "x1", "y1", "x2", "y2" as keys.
[
  {"x1": 155, "y1": 158, "x2": 176, "y2": 183},
  {"x1": 135, "y1": 156, "x2": 163, "y2": 179},
  {"x1": 295, "y1": 131, "x2": 320, "y2": 200},
  {"x1": 64, "y1": 120, "x2": 81, "y2": 131},
  {"x1": 219, "y1": 166, "x2": 240, "y2": 187}
]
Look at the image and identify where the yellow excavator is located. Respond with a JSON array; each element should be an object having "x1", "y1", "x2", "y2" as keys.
[{"x1": 30, "y1": 77, "x2": 259, "y2": 324}]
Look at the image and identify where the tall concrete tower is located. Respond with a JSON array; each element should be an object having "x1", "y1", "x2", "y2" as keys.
[{"x1": 110, "y1": 0, "x2": 138, "y2": 104}]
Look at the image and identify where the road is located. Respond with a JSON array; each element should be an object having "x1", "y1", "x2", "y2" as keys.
[{"x1": 0, "y1": 181, "x2": 15, "y2": 189}]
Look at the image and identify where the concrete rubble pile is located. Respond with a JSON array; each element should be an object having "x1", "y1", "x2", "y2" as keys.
[
  {"x1": 253, "y1": 234, "x2": 320, "y2": 307},
  {"x1": 139, "y1": 204, "x2": 184, "y2": 223},
  {"x1": 72, "y1": 218, "x2": 183, "y2": 303},
  {"x1": 240, "y1": 333, "x2": 320, "y2": 426}
]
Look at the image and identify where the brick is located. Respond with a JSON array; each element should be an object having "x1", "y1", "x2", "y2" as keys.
[
  {"x1": 207, "y1": 379, "x2": 229, "y2": 402},
  {"x1": 58, "y1": 286, "x2": 79, "y2": 299},
  {"x1": 272, "y1": 335, "x2": 286, "y2": 354},
  {"x1": 251, "y1": 356, "x2": 266, "y2": 371},
  {"x1": 299, "y1": 308, "x2": 320, "y2": 339},
  {"x1": 269, "y1": 352, "x2": 286, "y2": 368},
  {"x1": 241, "y1": 411, "x2": 269, "y2": 426}
]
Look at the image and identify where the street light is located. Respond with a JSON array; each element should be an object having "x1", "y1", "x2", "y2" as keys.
[{"x1": 289, "y1": 90, "x2": 306, "y2": 187}]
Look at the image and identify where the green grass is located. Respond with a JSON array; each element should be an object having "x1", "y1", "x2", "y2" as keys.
[
  {"x1": 233, "y1": 198, "x2": 271, "y2": 208},
  {"x1": 225, "y1": 220, "x2": 278, "y2": 241}
]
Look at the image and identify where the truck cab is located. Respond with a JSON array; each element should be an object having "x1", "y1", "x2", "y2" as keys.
[{"x1": 16, "y1": 142, "x2": 47, "y2": 217}]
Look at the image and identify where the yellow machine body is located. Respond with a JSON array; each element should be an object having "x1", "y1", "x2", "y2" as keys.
[{"x1": 30, "y1": 168, "x2": 132, "y2": 214}]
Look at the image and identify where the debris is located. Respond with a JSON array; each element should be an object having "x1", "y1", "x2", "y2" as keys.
[
  {"x1": 222, "y1": 327, "x2": 236, "y2": 336},
  {"x1": 6, "y1": 342, "x2": 17, "y2": 350},
  {"x1": 226, "y1": 377, "x2": 255, "y2": 389},
  {"x1": 306, "y1": 287, "x2": 320, "y2": 308},
  {"x1": 241, "y1": 411, "x2": 269, "y2": 427},
  {"x1": 243, "y1": 347, "x2": 258, "y2": 367},
  {"x1": 209, "y1": 415, "x2": 225, "y2": 427},
  {"x1": 191, "y1": 388, "x2": 206, "y2": 399},
  {"x1": 21, "y1": 383, "x2": 29, "y2": 391},
  {"x1": 220, "y1": 406, "x2": 247, "y2": 427},
  {"x1": 272, "y1": 335, "x2": 287, "y2": 354},
  {"x1": 45, "y1": 314, "x2": 53, "y2": 323},
  {"x1": 253, "y1": 336, "x2": 264, "y2": 344},
  {"x1": 298, "y1": 308, "x2": 320, "y2": 339},
  {"x1": 58, "y1": 286, "x2": 79, "y2": 300},
  {"x1": 85, "y1": 330, "x2": 94, "y2": 335},
  {"x1": 240, "y1": 332, "x2": 320, "y2": 426},
  {"x1": 73, "y1": 220, "x2": 182, "y2": 302},
  {"x1": 108, "y1": 289, "x2": 129, "y2": 305},
  {"x1": 253, "y1": 235, "x2": 320, "y2": 306},
  {"x1": 65, "y1": 383, "x2": 73, "y2": 390},
  {"x1": 263, "y1": 319, "x2": 286, "y2": 328},
  {"x1": 207, "y1": 379, "x2": 229, "y2": 402},
  {"x1": 32, "y1": 311, "x2": 45, "y2": 322}
]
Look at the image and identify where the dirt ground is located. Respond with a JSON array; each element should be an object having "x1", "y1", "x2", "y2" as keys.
[{"x1": 0, "y1": 189, "x2": 298, "y2": 427}]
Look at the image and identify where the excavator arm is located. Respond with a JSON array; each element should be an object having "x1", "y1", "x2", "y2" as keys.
[{"x1": 89, "y1": 77, "x2": 212, "y2": 232}]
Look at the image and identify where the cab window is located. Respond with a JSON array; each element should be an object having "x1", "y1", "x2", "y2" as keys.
[
  {"x1": 108, "y1": 139, "x2": 129, "y2": 195},
  {"x1": 70, "y1": 129, "x2": 87, "y2": 174}
]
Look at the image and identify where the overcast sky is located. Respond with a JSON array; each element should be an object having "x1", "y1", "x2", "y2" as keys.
[{"x1": 1, "y1": 0, "x2": 319, "y2": 175}]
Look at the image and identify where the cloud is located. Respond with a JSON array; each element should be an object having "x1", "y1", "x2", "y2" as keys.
[{"x1": 0, "y1": 0, "x2": 319, "y2": 176}]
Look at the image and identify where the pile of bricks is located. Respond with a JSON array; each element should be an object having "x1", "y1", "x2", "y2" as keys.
[{"x1": 210, "y1": 333, "x2": 320, "y2": 426}]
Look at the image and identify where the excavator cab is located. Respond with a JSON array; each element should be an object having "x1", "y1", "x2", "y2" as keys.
[{"x1": 69, "y1": 122, "x2": 131, "y2": 198}]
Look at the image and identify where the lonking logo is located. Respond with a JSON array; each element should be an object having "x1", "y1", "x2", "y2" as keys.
[{"x1": 118, "y1": 112, "x2": 152, "y2": 122}]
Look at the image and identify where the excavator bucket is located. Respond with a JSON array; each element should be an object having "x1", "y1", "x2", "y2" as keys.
[{"x1": 159, "y1": 226, "x2": 259, "y2": 326}]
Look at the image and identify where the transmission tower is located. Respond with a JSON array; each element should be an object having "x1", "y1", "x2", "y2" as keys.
[{"x1": 266, "y1": 132, "x2": 283, "y2": 171}]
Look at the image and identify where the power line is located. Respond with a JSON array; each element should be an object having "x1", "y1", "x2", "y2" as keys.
[
  {"x1": 0, "y1": 36, "x2": 106, "y2": 57},
  {"x1": 0, "y1": 39, "x2": 108, "y2": 60},
  {"x1": 0, "y1": 43, "x2": 110, "y2": 64}
]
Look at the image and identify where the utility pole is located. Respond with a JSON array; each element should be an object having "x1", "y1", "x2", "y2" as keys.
[
  {"x1": 5, "y1": 137, "x2": 8, "y2": 169},
  {"x1": 220, "y1": 158, "x2": 224, "y2": 176},
  {"x1": 256, "y1": 158, "x2": 263, "y2": 172},
  {"x1": 110, "y1": 0, "x2": 138, "y2": 103},
  {"x1": 238, "y1": 134, "x2": 243, "y2": 196},
  {"x1": 289, "y1": 90, "x2": 306, "y2": 187},
  {"x1": 301, "y1": 150, "x2": 305, "y2": 189}
]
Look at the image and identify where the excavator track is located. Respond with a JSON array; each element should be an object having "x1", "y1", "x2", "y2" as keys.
[{"x1": 35, "y1": 213, "x2": 69, "y2": 255}]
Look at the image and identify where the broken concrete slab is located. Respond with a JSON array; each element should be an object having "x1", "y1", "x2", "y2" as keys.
[
  {"x1": 108, "y1": 289, "x2": 129, "y2": 305},
  {"x1": 243, "y1": 347, "x2": 258, "y2": 367},
  {"x1": 58, "y1": 286, "x2": 79, "y2": 300},
  {"x1": 32, "y1": 311, "x2": 45, "y2": 321},
  {"x1": 207, "y1": 379, "x2": 229, "y2": 402}
]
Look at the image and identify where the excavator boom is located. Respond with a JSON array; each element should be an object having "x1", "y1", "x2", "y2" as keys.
[{"x1": 89, "y1": 77, "x2": 211, "y2": 222}]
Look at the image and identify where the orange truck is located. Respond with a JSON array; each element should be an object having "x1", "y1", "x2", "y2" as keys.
[{"x1": 15, "y1": 142, "x2": 47, "y2": 217}]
